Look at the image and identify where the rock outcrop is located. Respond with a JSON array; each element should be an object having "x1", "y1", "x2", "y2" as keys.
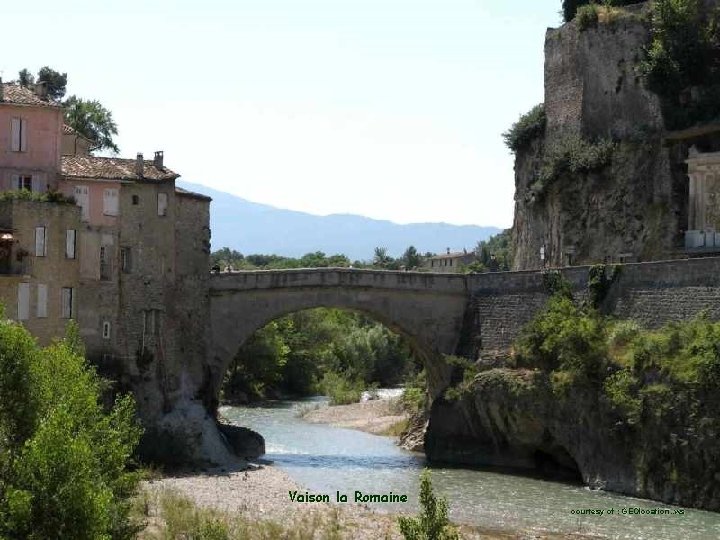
[
  {"x1": 425, "y1": 368, "x2": 720, "y2": 511},
  {"x1": 512, "y1": 5, "x2": 691, "y2": 270}
]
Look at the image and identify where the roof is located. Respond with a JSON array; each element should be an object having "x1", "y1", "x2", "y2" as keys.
[
  {"x1": 62, "y1": 124, "x2": 96, "y2": 145},
  {"x1": 61, "y1": 155, "x2": 179, "y2": 182},
  {"x1": 0, "y1": 83, "x2": 60, "y2": 108},
  {"x1": 428, "y1": 251, "x2": 474, "y2": 260},
  {"x1": 175, "y1": 187, "x2": 212, "y2": 202}
]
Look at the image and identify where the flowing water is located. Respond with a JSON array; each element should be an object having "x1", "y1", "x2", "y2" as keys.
[{"x1": 220, "y1": 397, "x2": 720, "y2": 539}]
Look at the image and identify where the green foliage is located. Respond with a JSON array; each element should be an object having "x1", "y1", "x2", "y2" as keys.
[
  {"x1": 503, "y1": 104, "x2": 546, "y2": 153},
  {"x1": 222, "y1": 308, "x2": 419, "y2": 403},
  {"x1": 562, "y1": 0, "x2": 639, "y2": 23},
  {"x1": 398, "y1": 469, "x2": 458, "y2": 540},
  {"x1": 37, "y1": 67, "x2": 67, "y2": 101},
  {"x1": 639, "y1": 0, "x2": 720, "y2": 129},
  {"x1": 402, "y1": 246, "x2": 422, "y2": 269},
  {"x1": 515, "y1": 295, "x2": 608, "y2": 381},
  {"x1": 586, "y1": 264, "x2": 621, "y2": 309},
  {"x1": 64, "y1": 96, "x2": 119, "y2": 154},
  {"x1": 0, "y1": 189, "x2": 75, "y2": 205},
  {"x1": 530, "y1": 135, "x2": 615, "y2": 200},
  {"x1": 401, "y1": 370, "x2": 428, "y2": 415},
  {"x1": 320, "y1": 372, "x2": 365, "y2": 405},
  {"x1": 541, "y1": 270, "x2": 573, "y2": 298},
  {"x1": 0, "y1": 319, "x2": 142, "y2": 539},
  {"x1": 211, "y1": 248, "x2": 352, "y2": 271},
  {"x1": 577, "y1": 4, "x2": 600, "y2": 30},
  {"x1": 443, "y1": 356, "x2": 479, "y2": 402},
  {"x1": 473, "y1": 229, "x2": 513, "y2": 272},
  {"x1": 17, "y1": 69, "x2": 34, "y2": 87}
]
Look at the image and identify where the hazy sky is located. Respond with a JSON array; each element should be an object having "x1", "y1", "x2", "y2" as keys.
[{"x1": 4, "y1": 0, "x2": 560, "y2": 227}]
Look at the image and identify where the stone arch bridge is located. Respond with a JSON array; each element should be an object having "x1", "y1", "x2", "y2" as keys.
[{"x1": 207, "y1": 268, "x2": 470, "y2": 402}]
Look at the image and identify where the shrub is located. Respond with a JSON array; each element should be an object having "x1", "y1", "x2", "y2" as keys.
[
  {"x1": 515, "y1": 295, "x2": 608, "y2": 381},
  {"x1": 0, "y1": 320, "x2": 143, "y2": 539},
  {"x1": 398, "y1": 469, "x2": 459, "y2": 540},
  {"x1": 562, "y1": 0, "x2": 640, "y2": 23},
  {"x1": 503, "y1": 104, "x2": 546, "y2": 153},
  {"x1": 320, "y1": 372, "x2": 364, "y2": 405},
  {"x1": 530, "y1": 135, "x2": 614, "y2": 200},
  {"x1": 577, "y1": 4, "x2": 600, "y2": 30},
  {"x1": 401, "y1": 370, "x2": 427, "y2": 415}
]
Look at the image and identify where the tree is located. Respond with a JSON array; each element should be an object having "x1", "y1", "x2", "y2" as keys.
[
  {"x1": 0, "y1": 319, "x2": 143, "y2": 539},
  {"x1": 398, "y1": 469, "x2": 459, "y2": 540},
  {"x1": 402, "y1": 246, "x2": 421, "y2": 269},
  {"x1": 36, "y1": 66, "x2": 67, "y2": 101},
  {"x1": 64, "y1": 96, "x2": 119, "y2": 154},
  {"x1": 373, "y1": 247, "x2": 393, "y2": 269},
  {"x1": 17, "y1": 69, "x2": 34, "y2": 87}
]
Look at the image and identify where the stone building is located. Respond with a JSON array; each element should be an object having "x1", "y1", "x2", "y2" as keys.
[
  {"x1": 424, "y1": 248, "x2": 475, "y2": 273},
  {"x1": 0, "y1": 81, "x2": 82, "y2": 345},
  {"x1": 0, "y1": 79, "x2": 213, "y2": 445}
]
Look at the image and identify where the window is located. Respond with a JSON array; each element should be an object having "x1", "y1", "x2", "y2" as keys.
[
  {"x1": 60, "y1": 287, "x2": 73, "y2": 318},
  {"x1": 65, "y1": 229, "x2": 76, "y2": 259},
  {"x1": 100, "y1": 246, "x2": 111, "y2": 280},
  {"x1": 102, "y1": 321, "x2": 111, "y2": 340},
  {"x1": 74, "y1": 185, "x2": 89, "y2": 222},
  {"x1": 10, "y1": 118, "x2": 27, "y2": 152},
  {"x1": 120, "y1": 247, "x2": 131, "y2": 273},
  {"x1": 132, "y1": 195, "x2": 139, "y2": 205},
  {"x1": 35, "y1": 226, "x2": 47, "y2": 257},
  {"x1": 157, "y1": 193, "x2": 168, "y2": 216},
  {"x1": 36, "y1": 284, "x2": 48, "y2": 318},
  {"x1": 13, "y1": 175, "x2": 32, "y2": 191},
  {"x1": 103, "y1": 188, "x2": 119, "y2": 216},
  {"x1": 143, "y1": 309, "x2": 160, "y2": 336},
  {"x1": 17, "y1": 283, "x2": 30, "y2": 320}
]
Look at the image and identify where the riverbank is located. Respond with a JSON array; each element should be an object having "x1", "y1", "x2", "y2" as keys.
[
  {"x1": 138, "y1": 463, "x2": 593, "y2": 539},
  {"x1": 301, "y1": 397, "x2": 409, "y2": 436}
]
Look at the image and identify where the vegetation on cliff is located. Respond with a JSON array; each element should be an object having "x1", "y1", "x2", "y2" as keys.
[
  {"x1": 562, "y1": 0, "x2": 644, "y2": 23},
  {"x1": 640, "y1": 0, "x2": 720, "y2": 130},
  {"x1": 502, "y1": 104, "x2": 546, "y2": 154},
  {"x1": 0, "y1": 320, "x2": 143, "y2": 539}
]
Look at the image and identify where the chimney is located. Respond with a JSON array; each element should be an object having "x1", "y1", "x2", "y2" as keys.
[
  {"x1": 34, "y1": 81, "x2": 48, "y2": 99},
  {"x1": 154, "y1": 151, "x2": 164, "y2": 169},
  {"x1": 446, "y1": 247, "x2": 451, "y2": 255},
  {"x1": 136, "y1": 153, "x2": 144, "y2": 177}
]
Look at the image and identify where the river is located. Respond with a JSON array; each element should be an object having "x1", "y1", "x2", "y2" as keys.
[{"x1": 220, "y1": 397, "x2": 720, "y2": 539}]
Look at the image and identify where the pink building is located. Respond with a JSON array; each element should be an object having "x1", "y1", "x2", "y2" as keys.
[{"x1": 0, "y1": 81, "x2": 63, "y2": 192}]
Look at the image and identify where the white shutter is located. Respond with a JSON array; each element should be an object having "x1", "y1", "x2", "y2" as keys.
[
  {"x1": 35, "y1": 226, "x2": 46, "y2": 256},
  {"x1": 157, "y1": 193, "x2": 168, "y2": 216},
  {"x1": 20, "y1": 119, "x2": 28, "y2": 151},
  {"x1": 103, "y1": 188, "x2": 119, "y2": 216},
  {"x1": 74, "y1": 186, "x2": 89, "y2": 221},
  {"x1": 11, "y1": 175, "x2": 19, "y2": 190},
  {"x1": 31, "y1": 175, "x2": 41, "y2": 193},
  {"x1": 10, "y1": 118, "x2": 21, "y2": 151},
  {"x1": 61, "y1": 288, "x2": 73, "y2": 319},
  {"x1": 17, "y1": 283, "x2": 30, "y2": 320},
  {"x1": 65, "y1": 230, "x2": 76, "y2": 259},
  {"x1": 36, "y1": 284, "x2": 48, "y2": 318}
]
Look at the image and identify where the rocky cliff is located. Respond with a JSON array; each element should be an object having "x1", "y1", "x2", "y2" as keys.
[
  {"x1": 512, "y1": 4, "x2": 691, "y2": 270},
  {"x1": 425, "y1": 367, "x2": 720, "y2": 511}
]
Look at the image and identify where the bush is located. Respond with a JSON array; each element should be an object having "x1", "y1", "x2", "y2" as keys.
[
  {"x1": 401, "y1": 370, "x2": 427, "y2": 415},
  {"x1": 530, "y1": 135, "x2": 614, "y2": 200},
  {"x1": 398, "y1": 469, "x2": 458, "y2": 540},
  {"x1": 562, "y1": 0, "x2": 640, "y2": 23},
  {"x1": 515, "y1": 295, "x2": 608, "y2": 381},
  {"x1": 320, "y1": 372, "x2": 365, "y2": 405},
  {"x1": 0, "y1": 320, "x2": 143, "y2": 539},
  {"x1": 502, "y1": 104, "x2": 546, "y2": 153},
  {"x1": 577, "y1": 4, "x2": 600, "y2": 30}
]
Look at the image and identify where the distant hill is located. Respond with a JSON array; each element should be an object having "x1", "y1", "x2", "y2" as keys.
[{"x1": 177, "y1": 181, "x2": 502, "y2": 261}]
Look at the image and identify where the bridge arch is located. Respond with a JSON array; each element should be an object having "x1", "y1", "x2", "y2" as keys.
[{"x1": 205, "y1": 269, "x2": 469, "y2": 409}]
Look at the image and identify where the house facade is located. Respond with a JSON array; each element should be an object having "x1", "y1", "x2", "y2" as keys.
[
  {"x1": 0, "y1": 80, "x2": 212, "y2": 422},
  {"x1": 425, "y1": 249, "x2": 475, "y2": 273}
]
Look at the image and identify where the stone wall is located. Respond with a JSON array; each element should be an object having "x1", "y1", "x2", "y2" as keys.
[{"x1": 467, "y1": 257, "x2": 720, "y2": 358}]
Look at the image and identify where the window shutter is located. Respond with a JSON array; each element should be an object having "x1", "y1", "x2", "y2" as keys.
[
  {"x1": 157, "y1": 193, "x2": 168, "y2": 216},
  {"x1": 37, "y1": 284, "x2": 48, "y2": 318},
  {"x1": 10, "y1": 118, "x2": 20, "y2": 151},
  {"x1": 35, "y1": 226, "x2": 46, "y2": 256},
  {"x1": 11, "y1": 175, "x2": 19, "y2": 190},
  {"x1": 74, "y1": 186, "x2": 89, "y2": 221},
  {"x1": 20, "y1": 119, "x2": 28, "y2": 151},
  {"x1": 31, "y1": 175, "x2": 41, "y2": 193},
  {"x1": 17, "y1": 283, "x2": 30, "y2": 320},
  {"x1": 66, "y1": 230, "x2": 76, "y2": 259},
  {"x1": 61, "y1": 288, "x2": 73, "y2": 318}
]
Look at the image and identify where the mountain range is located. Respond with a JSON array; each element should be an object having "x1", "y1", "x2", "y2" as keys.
[{"x1": 177, "y1": 181, "x2": 501, "y2": 261}]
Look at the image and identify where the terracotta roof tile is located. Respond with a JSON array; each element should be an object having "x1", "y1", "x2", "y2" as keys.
[
  {"x1": 0, "y1": 83, "x2": 59, "y2": 108},
  {"x1": 61, "y1": 156, "x2": 178, "y2": 182}
]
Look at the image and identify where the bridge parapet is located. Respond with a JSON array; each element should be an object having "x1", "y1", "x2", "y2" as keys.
[{"x1": 210, "y1": 268, "x2": 467, "y2": 294}]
